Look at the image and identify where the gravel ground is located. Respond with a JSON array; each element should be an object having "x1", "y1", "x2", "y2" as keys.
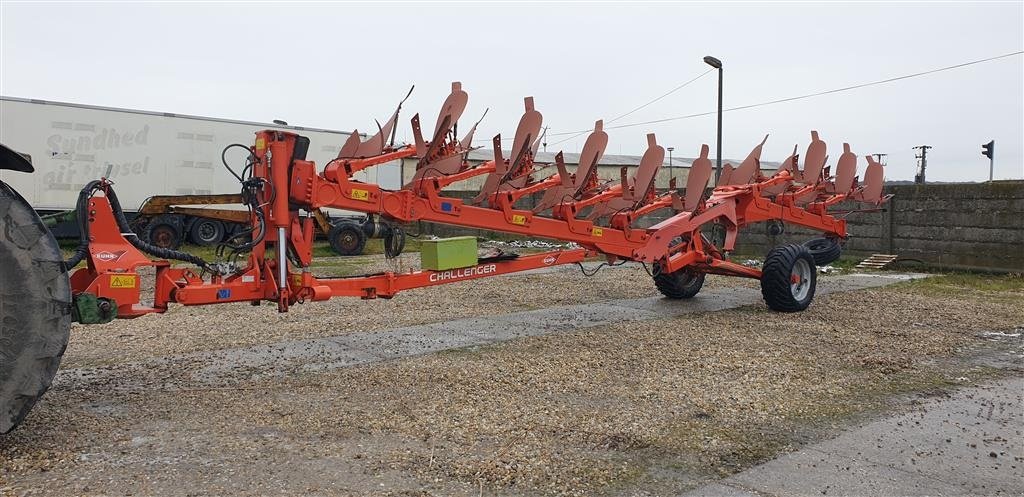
[
  {"x1": 61, "y1": 259, "x2": 754, "y2": 368},
  {"x1": 1, "y1": 270, "x2": 1021, "y2": 496}
]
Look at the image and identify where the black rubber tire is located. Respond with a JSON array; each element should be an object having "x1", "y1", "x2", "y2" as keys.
[
  {"x1": 188, "y1": 217, "x2": 226, "y2": 246},
  {"x1": 144, "y1": 215, "x2": 183, "y2": 250},
  {"x1": 761, "y1": 244, "x2": 817, "y2": 312},
  {"x1": 328, "y1": 221, "x2": 367, "y2": 256},
  {"x1": 803, "y1": 237, "x2": 842, "y2": 266},
  {"x1": 0, "y1": 180, "x2": 72, "y2": 434},
  {"x1": 384, "y1": 225, "x2": 406, "y2": 257},
  {"x1": 654, "y1": 267, "x2": 706, "y2": 299}
]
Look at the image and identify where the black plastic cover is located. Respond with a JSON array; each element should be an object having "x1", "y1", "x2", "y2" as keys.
[{"x1": 0, "y1": 143, "x2": 34, "y2": 173}]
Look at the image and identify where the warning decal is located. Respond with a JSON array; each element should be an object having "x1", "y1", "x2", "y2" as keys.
[{"x1": 109, "y1": 275, "x2": 137, "y2": 288}]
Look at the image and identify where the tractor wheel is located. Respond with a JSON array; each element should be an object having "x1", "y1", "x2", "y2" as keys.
[
  {"x1": 144, "y1": 215, "x2": 183, "y2": 250},
  {"x1": 802, "y1": 237, "x2": 842, "y2": 266},
  {"x1": 761, "y1": 244, "x2": 817, "y2": 312},
  {"x1": 328, "y1": 221, "x2": 367, "y2": 256},
  {"x1": 653, "y1": 267, "x2": 706, "y2": 299},
  {"x1": 0, "y1": 181, "x2": 72, "y2": 434},
  {"x1": 188, "y1": 218, "x2": 226, "y2": 246}
]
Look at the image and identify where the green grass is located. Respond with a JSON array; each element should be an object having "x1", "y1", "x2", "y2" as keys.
[
  {"x1": 896, "y1": 272, "x2": 1024, "y2": 296},
  {"x1": 58, "y1": 238, "x2": 421, "y2": 261}
]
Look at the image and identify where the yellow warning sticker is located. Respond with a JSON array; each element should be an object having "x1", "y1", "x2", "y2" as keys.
[
  {"x1": 592, "y1": 227, "x2": 604, "y2": 237},
  {"x1": 511, "y1": 214, "x2": 527, "y2": 225},
  {"x1": 255, "y1": 137, "x2": 265, "y2": 151},
  {"x1": 110, "y1": 275, "x2": 137, "y2": 289},
  {"x1": 292, "y1": 275, "x2": 303, "y2": 287},
  {"x1": 351, "y1": 188, "x2": 370, "y2": 201}
]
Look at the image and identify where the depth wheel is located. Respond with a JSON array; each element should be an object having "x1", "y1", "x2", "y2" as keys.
[
  {"x1": 653, "y1": 266, "x2": 706, "y2": 299},
  {"x1": 0, "y1": 180, "x2": 72, "y2": 434},
  {"x1": 760, "y1": 244, "x2": 817, "y2": 312}
]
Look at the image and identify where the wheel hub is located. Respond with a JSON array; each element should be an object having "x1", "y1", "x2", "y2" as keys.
[{"x1": 790, "y1": 258, "x2": 812, "y2": 300}]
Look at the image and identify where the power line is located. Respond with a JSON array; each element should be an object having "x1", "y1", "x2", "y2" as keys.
[
  {"x1": 606, "y1": 69, "x2": 713, "y2": 125},
  {"x1": 548, "y1": 69, "x2": 713, "y2": 147},
  {"x1": 548, "y1": 50, "x2": 1024, "y2": 138}
]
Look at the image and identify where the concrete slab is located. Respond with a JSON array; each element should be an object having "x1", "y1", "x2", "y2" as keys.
[
  {"x1": 814, "y1": 378, "x2": 1024, "y2": 492},
  {"x1": 723, "y1": 446, "x2": 970, "y2": 496},
  {"x1": 681, "y1": 482, "x2": 762, "y2": 496},
  {"x1": 680, "y1": 378, "x2": 1024, "y2": 497}
]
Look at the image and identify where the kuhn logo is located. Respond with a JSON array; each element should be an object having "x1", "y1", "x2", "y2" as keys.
[
  {"x1": 543, "y1": 255, "x2": 557, "y2": 265},
  {"x1": 95, "y1": 250, "x2": 126, "y2": 262}
]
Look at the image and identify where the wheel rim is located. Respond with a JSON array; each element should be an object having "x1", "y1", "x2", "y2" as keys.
[
  {"x1": 791, "y1": 258, "x2": 812, "y2": 301},
  {"x1": 338, "y1": 232, "x2": 358, "y2": 251},
  {"x1": 152, "y1": 226, "x2": 175, "y2": 248},
  {"x1": 197, "y1": 222, "x2": 218, "y2": 242}
]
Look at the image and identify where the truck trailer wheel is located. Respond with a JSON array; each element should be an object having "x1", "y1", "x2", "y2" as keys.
[
  {"x1": 760, "y1": 244, "x2": 817, "y2": 312},
  {"x1": 328, "y1": 221, "x2": 367, "y2": 256},
  {"x1": 188, "y1": 218, "x2": 225, "y2": 246},
  {"x1": 144, "y1": 215, "x2": 183, "y2": 250},
  {"x1": 0, "y1": 181, "x2": 72, "y2": 434}
]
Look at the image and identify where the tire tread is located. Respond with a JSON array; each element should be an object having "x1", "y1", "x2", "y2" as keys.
[{"x1": 760, "y1": 244, "x2": 817, "y2": 312}]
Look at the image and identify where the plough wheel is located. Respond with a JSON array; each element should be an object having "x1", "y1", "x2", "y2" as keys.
[
  {"x1": 0, "y1": 180, "x2": 72, "y2": 434},
  {"x1": 654, "y1": 267, "x2": 706, "y2": 299},
  {"x1": 761, "y1": 244, "x2": 817, "y2": 312}
]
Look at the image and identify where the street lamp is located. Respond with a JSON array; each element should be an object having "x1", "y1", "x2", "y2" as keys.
[
  {"x1": 667, "y1": 146, "x2": 674, "y2": 167},
  {"x1": 703, "y1": 55, "x2": 723, "y2": 184}
]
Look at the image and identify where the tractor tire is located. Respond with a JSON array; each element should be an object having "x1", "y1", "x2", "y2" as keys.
[
  {"x1": 653, "y1": 267, "x2": 706, "y2": 299},
  {"x1": 144, "y1": 215, "x2": 183, "y2": 250},
  {"x1": 188, "y1": 217, "x2": 226, "y2": 246},
  {"x1": 802, "y1": 237, "x2": 842, "y2": 266},
  {"x1": 761, "y1": 244, "x2": 817, "y2": 312},
  {"x1": 328, "y1": 221, "x2": 366, "y2": 256},
  {"x1": 0, "y1": 180, "x2": 72, "y2": 434}
]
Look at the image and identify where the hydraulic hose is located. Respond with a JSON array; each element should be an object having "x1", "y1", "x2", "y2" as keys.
[
  {"x1": 104, "y1": 185, "x2": 212, "y2": 270},
  {"x1": 62, "y1": 181, "x2": 212, "y2": 272},
  {"x1": 61, "y1": 180, "x2": 103, "y2": 271}
]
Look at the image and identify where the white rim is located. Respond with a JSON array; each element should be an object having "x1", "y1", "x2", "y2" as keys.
[{"x1": 791, "y1": 258, "x2": 812, "y2": 301}]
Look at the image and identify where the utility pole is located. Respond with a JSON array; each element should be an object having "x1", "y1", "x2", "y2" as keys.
[
  {"x1": 871, "y1": 153, "x2": 887, "y2": 166},
  {"x1": 913, "y1": 145, "x2": 931, "y2": 184}
]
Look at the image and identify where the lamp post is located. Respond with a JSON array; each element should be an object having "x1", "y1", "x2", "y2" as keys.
[
  {"x1": 667, "y1": 146, "x2": 674, "y2": 167},
  {"x1": 703, "y1": 55, "x2": 723, "y2": 184}
]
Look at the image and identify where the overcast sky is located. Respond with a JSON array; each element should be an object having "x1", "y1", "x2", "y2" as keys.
[{"x1": 2, "y1": 1, "x2": 1022, "y2": 181}]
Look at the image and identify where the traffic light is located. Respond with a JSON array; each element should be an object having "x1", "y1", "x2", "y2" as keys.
[{"x1": 982, "y1": 140, "x2": 995, "y2": 160}]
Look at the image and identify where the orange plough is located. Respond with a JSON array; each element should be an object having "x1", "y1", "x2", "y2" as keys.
[{"x1": 0, "y1": 82, "x2": 890, "y2": 432}]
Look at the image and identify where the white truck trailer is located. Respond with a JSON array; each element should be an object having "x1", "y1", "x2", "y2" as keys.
[{"x1": 0, "y1": 96, "x2": 403, "y2": 253}]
